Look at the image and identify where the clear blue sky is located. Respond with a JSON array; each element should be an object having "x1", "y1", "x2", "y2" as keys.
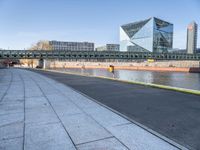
[{"x1": 0, "y1": 0, "x2": 200, "y2": 49}]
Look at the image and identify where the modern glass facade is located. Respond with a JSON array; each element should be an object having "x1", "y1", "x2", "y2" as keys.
[
  {"x1": 186, "y1": 22, "x2": 198, "y2": 54},
  {"x1": 120, "y1": 17, "x2": 173, "y2": 53}
]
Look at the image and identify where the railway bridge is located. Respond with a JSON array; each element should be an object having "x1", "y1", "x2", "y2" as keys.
[
  {"x1": 1, "y1": 50, "x2": 200, "y2": 68},
  {"x1": 0, "y1": 50, "x2": 200, "y2": 60}
]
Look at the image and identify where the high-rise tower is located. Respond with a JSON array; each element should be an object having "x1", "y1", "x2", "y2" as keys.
[{"x1": 186, "y1": 22, "x2": 198, "y2": 54}]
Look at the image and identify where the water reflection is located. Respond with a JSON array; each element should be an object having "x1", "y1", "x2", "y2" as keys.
[{"x1": 53, "y1": 68, "x2": 200, "y2": 91}]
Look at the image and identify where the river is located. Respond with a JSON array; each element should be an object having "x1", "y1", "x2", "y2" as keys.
[{"x1": 51, "y1": 68, "x2": 200, "y2": 91}]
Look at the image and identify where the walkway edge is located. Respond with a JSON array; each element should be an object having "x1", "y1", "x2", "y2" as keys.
[
  {"x1": 42, "y1": 68, "x2": 200, "y2": 96},
  {"x1": 70, "y1": 85, "x2": 189, "y2": 150},
  {"x1": 32, "y1": 68, "x2": 191, "y2": 150}
]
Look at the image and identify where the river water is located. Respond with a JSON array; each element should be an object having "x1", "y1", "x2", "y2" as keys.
[{"x1": 52, "y1": 68, "x2": 200, "y2": 91}]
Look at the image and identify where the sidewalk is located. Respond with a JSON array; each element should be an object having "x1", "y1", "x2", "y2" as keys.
[{"x1": 0, "y1": 69, "x2": 180, "y2": 150}]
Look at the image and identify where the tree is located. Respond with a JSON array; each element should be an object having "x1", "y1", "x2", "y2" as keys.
[
  {"x1": 29, "y1": 40, "x2": 52, "y2": 50},
  {"x1": 20, "y1": 40, "x2": 53, "y2": 68}
]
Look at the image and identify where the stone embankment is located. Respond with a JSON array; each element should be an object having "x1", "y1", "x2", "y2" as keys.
[{"x1": 45, "y1": 60, "x2": 200, "y2": 73}]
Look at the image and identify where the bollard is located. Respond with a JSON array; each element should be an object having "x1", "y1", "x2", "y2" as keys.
[
  {"x1": 108, "y1": 65, "x2": 114, "y2": 73},
  {"x1": 108, "y1": 65, "x2": 115, "y2": 78}
]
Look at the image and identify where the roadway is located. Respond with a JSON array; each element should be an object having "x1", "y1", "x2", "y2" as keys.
[{"x1": 31, "y1": 69, "x2": 200, "y2": 150}]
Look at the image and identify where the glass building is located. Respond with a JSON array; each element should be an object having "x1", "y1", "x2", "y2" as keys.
[
  {"x1": 186, "y1": 21, "x2": 198, "y2": 54},
  {"x1": 120, "y1": 17, "x2": 173, "y2": 53}
]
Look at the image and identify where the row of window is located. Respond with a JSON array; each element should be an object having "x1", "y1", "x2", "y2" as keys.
[
  {"x1": 50, "y1": 41, "x2": 94, "y2": 46},
  {"x1": 53, "y1": 47, "x2": 94, "y2": 51}
]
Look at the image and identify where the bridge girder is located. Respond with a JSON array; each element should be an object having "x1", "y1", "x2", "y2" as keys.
[{"x1": 0, "y1": 50, "x2": 200, "y2": 60}]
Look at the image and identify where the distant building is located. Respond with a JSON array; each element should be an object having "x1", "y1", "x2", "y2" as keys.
[
  {"x1": 120, "y1": 17, "x2": 173, "y2": 53},
  {"x1": 170, "y1": 48, "x2": 200, "y2": 54},
  {"x1": 186, "y1": 22, "x2": 198, "y2": 54},
  {"x1": 96, "y1": 44, "x2": 119, "y2": 51},
  {"x1": 170, "y1": 49, "x2": 187, "y2": 53},
  {"x1": 49, "y1": 41, "x2": 94, "y2": 51},
  {"x1": 197, "y1": 48, "x2": 200, "y2": 53},
  {"x1": 95, "y1": 45, "x2": 106, "y2": 51}
]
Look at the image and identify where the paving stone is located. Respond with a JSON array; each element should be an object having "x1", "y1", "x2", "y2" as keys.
[
  {"x1": 107, "y1": 123, "x2": 179, "y2": 150},
  {"x1": 35, "y1": 82, "x2": 57, "y2": 95},
  {"x1": 0, "y1": 137, "x2": 23, "y2": 150},
  {"x1": 85, "y1": 106, "x2": 130, "y2": 127},
  {"x1": 0, "y1": 113, "x2": 24, "y2": 127},
  {"x1": 0, "y1": 122, "x2": 23, "y2": 140},
  {"x1": 77, "y1": 137, "x2": 128, "y2": 150},
  {"x1": 4, "y1": 84, "x2": 24, "y2": 100},
  {"x1": 25, "y1": 87, "x2": 43, "y2": 98},
  {"x1": 53, "y1": 82, "x2": 73, "y2": 92},
  {"x1": 62, "y1": 113, "x2": 112, "y2": 145},
  {"x1": 25, "y1": 122, "x2": 76, "y2": 150},
  {"x1": 25, "y1": 107, "x2": 59, "y2": 125},
  {"x1": 0, "y1": 101, "x2": 24, "y2": 115},
  {"x1": 0, "y1": 87, "x2": 7, "y2": 94},
  {"x1": 46, "y1": 94, "x2": 83, "y2": 117},
  {"x1": 46, "y1": 93, "x2": 71, "y2": 104},
  {"x1": 23, "y1": 80, "x2": 43, "y2": 98},
  {"x1": 3, "y1": 93, "x2": 24, "y2": 102},
  {"x1": 26, "y1": 96, "x2": 50, "y2": 110},
  {"x1": 66, "y1": 92, "x2": 100, "y2": 109}
]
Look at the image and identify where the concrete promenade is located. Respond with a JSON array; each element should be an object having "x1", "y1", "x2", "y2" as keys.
[
  {"x1": 32, "y1": 69, "x2": 200, "y2": 150},
  {"x1": 0, "y1": 69, "x2": 180, "y2": 150}
]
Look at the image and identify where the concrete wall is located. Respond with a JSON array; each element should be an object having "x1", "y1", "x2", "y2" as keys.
[
  {"x1": 45, "y1": 60, "x2": 200, "y2": 69},
  {"x1": 0, "y1": 60, "x2": 6, "y2": 68},
  {"x1": 20, "y1": 59, "x2": 39, "y2": 68}
]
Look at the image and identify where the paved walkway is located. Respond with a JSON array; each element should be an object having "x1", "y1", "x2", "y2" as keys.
[
  {"x1": 0, "y1": 69, "x2": 180, "y2": 150},
  {"x1": 33, "y1": 69, "x2": 200, "y2": 150}
]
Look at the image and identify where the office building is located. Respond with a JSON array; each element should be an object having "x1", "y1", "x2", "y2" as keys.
[
  {"x1": 170, "y1": 48, "x2": 187, "y2": 53},
  {"x1": 120, "y1": 17, "x2": 173, "y2": 53},
  {"x1": 49, "y1": 41, "x2": 94, "y2": 51},
  {"x1": 95, "y1": 46, "x2": 106, "y2": 51},
  {"x1": 96, "y1": 44, "x2": 120, "y2": 51},
  {"x1": 197, "y1": 48, "x2": 200, "y2": 53},
  {"x1": 186, "y1": 22, "x2": 198, "y2": 54}
]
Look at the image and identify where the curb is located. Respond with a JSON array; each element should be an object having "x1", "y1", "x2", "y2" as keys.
[{"x1": 70, "y1": 86, "x2": 189, "y2": 150}]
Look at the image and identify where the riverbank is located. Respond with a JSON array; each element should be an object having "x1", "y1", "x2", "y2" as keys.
[
  {"x1": 44, "y1": 68, "x2": 200, "y2": 95},
  {"x1": 44, "y1": 60, "x2": 200, "y2": 73},
  {"x1": 53, "y1": 66, "x2": 200, "y2": 73}
]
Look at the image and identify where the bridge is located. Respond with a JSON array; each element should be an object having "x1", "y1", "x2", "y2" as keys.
[{"x1": 0, "y1": 50, "x2": 200, "y2": 60}]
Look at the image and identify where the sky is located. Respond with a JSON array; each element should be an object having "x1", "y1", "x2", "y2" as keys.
[{"x1": 0, "y1": 0, "x2": 200, "y2": 49}]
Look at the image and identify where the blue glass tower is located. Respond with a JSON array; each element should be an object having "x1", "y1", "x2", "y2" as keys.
[{"x1": 120, "y1": 17, "x2": 173, "y2": 53}]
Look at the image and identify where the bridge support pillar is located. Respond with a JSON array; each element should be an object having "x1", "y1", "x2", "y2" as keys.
[
  {"x1": 38, "y1": 59, "x2": 49, "y2": 69},
  {"x1": 38, "y1": 59, "x2": 44, "y2": 69}
]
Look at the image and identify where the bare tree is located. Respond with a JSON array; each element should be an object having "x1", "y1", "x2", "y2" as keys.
[
  {"x1": 29, "y1": 40, "x2": 52, "y2": 51},
  {"x1": 20, "y1": 40, "x2": 52, "y2": 68}
]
